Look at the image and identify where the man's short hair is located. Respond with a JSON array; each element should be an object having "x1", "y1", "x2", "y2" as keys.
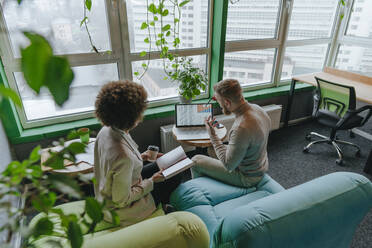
[
  {"x1": 213, "y1": 79, "x2": 243, "y2": 102},
  {"x1": 95, "y1": 80, "x2": 148, "y2": 130}
]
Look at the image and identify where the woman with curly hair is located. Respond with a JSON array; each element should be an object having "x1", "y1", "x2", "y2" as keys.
[{"x1": 94, "y1": 80, "x2": 178, "y2": 227}]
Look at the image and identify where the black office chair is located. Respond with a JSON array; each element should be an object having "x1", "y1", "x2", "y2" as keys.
[{"x1": 303, "y1": 76, "x2": 372, "y2": 165}]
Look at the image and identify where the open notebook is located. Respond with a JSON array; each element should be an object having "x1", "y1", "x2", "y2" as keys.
[{"x1": 156, "y1": 146, "x2": 194, "y2": 179}]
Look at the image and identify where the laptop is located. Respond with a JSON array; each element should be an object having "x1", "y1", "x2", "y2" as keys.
[{"x1": 174, "y1": 103, "x2": 213, "y2": 140}]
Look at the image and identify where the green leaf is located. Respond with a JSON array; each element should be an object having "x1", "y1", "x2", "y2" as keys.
[
  {"x1": 67, "y1": 221, "x2": 83, "y2": 248},
  {"x1": 144, "y1": 37, "x2": 149, "y2": 43},
  {"x1": 162, "y1": 24, "x2": 171, "y2": 32},
  {"x1": 179, "y1": 0, "x2": 190, "y2": 7},
  {"x1": 341, "y1": 0, "x2": 345, "y2": 6},
  {"x1": 148, "y1": 3, "x2": 157, "y2": 13},
  {"x1": 33, "y1": 217, "x2": 54, "y2": 238},
  {"x1": 140, "y1": 51, "x2": 147, "y2": 57},
  {"x1": 156, "y1": 40, "x2": 161, "y2": 46},
  {"x1": 150, "y1": 21, "x2": 155, "y2": 26},
  {"x1": 161, "y1": 9, "x2": 169, "y2": 16},
  {"x1": 109, "y1": 210, "x2": 120, "y2": 226},
  {"x1": 29, "y1": 145, "x2": 41, "y2": 163},
  {"x1": 140, "y1": 22, "x2": 148, "y2": 30},
  {"x1": 154, "y1": 16, "x2": 159, "y2": 21},
  {"x1": 174, "y1": 18, "x2": 179, "y2": 23},
  {"x1": 49, "y1": 174, "x2": 81, "y2": 199},
  {"x1": 142, "y1": 63, "x2": 147, "y2": 68},
  {"x1": 134, "y1": 72, "x2": 139, "y2": 76},
  {"x1": 166, "y1": 31, "x2": 171, "y2": 37},
  {"x1": 67, "y1": 142, "x2": 86, "y2": 154},
  {"x1": 31, "y1": 192, "x2": 57, "y2": 213},
  {"x1": 80, "y1": 17, "x2": 88, "y2": 27},
  {"x1": 163, "y1": 76, "x2": 168, "y2": 80},
  {"x1": 44, "y1": 152, "x2": 65, "y2": 169},
  {"x1": 85, "y1": 197, "x2": 103, "y2": 223},
  {"x1": 21, "y1": 32, "x2": 53, "y2": 94},
  {"x1": 174, "y1": 37, "x2": 180, "y2": 46},
  {"x1": 0, "y1": 85, "x2": 22, "y2": 107},
  {"x1": 43, "y1": 56, "x2": 74, "y2": 106},
  {"x1": 17, "y1": 0, "x2": 23, "y2": 4},
  {"x1": 85, "y1": 0, "x2": 92, "y2": 11}
]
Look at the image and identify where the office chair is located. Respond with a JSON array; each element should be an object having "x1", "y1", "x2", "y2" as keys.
[{"x1": 303, "y1": 76, "x2": 372, "y2": 165}]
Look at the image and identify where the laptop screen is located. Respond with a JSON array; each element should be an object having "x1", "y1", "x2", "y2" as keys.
[{"x1": 175, "y1": 103, "x2": 213, "y2": 127}]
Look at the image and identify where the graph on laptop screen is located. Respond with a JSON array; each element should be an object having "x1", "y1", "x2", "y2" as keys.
[{"x1": 176, "y1": 104, "x2": 213, "y2": 127}]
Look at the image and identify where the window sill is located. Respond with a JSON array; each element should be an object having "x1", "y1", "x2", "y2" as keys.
[{"x1": 8, "y1": 82, "x2": 314, "y2": 144}]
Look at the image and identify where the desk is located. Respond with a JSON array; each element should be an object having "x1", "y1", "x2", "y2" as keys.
[
  {"x1": 284, "y1": 67, "x2": 372, "y2": 128},
  {"x1": 172, "y1": 126, "x2": 227, "y2": 149},
  {"x1": 284, "y1": 67, "x2": 372, "y2": 174}
]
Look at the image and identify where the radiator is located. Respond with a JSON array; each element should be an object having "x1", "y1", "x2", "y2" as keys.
[{"x1": 160, "y1": 104, "x2": 282, "y2": 153}]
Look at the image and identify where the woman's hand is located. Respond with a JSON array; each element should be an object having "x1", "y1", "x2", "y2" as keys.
[
  {"x1": 151, "y1": 169, "x2": 165, "y2": 183},
  {"x1": 205, "y1": 115, "x2": 216, "y2": 136},
  {"x1": 141, "y1": 151, "x2": 150, "y2": 161}
]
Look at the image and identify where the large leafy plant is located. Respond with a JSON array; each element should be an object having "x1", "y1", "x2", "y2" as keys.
[
  {"x1": 0, "y1": 133, "x2": 119, "y2": 248},
  {"x1": 0, "y1": 1, "x2": 119, "y2": 248},
  {"x1": 176, "y1": 57, "x2": 207, "y2": 100}
]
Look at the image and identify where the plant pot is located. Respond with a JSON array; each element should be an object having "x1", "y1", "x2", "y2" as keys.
[{"x1": 179, "y1": 95, "x2": 192, "y2": 104}]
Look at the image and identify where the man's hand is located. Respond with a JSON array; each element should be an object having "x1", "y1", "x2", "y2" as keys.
[
  {"x1": 151, "y1": 169, "x2": 165, "y2": 183},
  {"x1": 205, "y1": 115, "x2": 217, "y2": 136}
]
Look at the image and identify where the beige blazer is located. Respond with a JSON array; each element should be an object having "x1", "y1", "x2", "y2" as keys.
[{"x1": 94, "y1": 126, "x2": 156, "y2": 227}]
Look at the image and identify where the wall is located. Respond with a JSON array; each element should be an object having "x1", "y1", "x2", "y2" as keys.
[
  {"x1": 0, "y1": 120, "x2": 12, "y2": 170},
  {"x1": 12, "y1": 91, "x2": 314, "y2": 161}
]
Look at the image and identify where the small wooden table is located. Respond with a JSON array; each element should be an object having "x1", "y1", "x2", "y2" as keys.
[
  {"x1": 172, "y1": 125, "x2": 228, "y2": 149},
  {"x1": 41, "y1": 138, "x2": 95, "y2": 175}
]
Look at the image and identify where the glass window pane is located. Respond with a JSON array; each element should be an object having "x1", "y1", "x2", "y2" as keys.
[
  {"x1": 132, "y1": 55, "x2": 208, "y2": 101},
  {"x1": 127, "y1": 0, "x2": 209, "y2": 53},
  {"x1": 3, "y1": 0, "x2": 111, "y2": 57},
  {"x1": 223, "y1": 49, "x2": 276, "y2": 86},
  {"x1": 281, "y1": 44, "x2": 328, "y2": 80},
  {"x1": 336, "y1": 45, "x2": 372, "y2": 77},
  {"x1": 346, "y1": 0, "x2": 372, "y2": 38},
  {"x1": 287, "y1": 0, "x2": 338, "y2": 40},
  {"x1": 14, "y1": 63, "x2": 119, "y2": 121},
  {"x1": 226, "y1": 0, "x2": 281, "y2": 41}
]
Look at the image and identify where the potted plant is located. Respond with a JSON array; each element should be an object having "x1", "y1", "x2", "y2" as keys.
[
  {"x1": 134, "y1": 0, "x2": 209, "y2": 102},
  {"x1": 171, "y1": 57, "x2": 208, "y2": 103}
]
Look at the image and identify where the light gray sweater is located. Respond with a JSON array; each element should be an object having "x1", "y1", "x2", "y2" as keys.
[{"x1": 210, "y1": 102, "x2": 271, "y2": 176}]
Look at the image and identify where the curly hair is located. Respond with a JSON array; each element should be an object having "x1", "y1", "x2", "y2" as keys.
[
  {"x1": 95, "y1": 80, "x2": 148, "y2": 130},
  {"x1": 213, "y1": 79, "x2": 243, "y2": 103}
]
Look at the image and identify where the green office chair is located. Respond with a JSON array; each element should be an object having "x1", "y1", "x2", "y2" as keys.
[{"x1": 303, "y1": 76, "x2": 372, "y2": 165}]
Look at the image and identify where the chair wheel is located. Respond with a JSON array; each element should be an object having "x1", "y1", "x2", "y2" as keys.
[
  {"x1": 355, "y1": 150, "x2": 361, "y2": 157},
  {"x1": 305, "y1": 134, "x2": 312, "y2": 141},
  {"x1": 303, "y1": 147, "x2": 309, "y2": 153},
  {"x1": 336, "y1": 159, "x2": 344, "y2": 166}
]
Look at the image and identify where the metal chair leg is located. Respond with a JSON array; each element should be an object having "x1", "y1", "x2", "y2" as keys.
[
  {"x1": 305, "y1": 139, "x2": 329, "y2": 149},
  {"x1": 334, "y1": 139, "x2": 361, "y2": 152},
  {"x1": 332, "y1": 141, "x2": 344, "y2": 165},
  {"x1": 309, "y1": 132, "x2": 329, "y2": 140}
]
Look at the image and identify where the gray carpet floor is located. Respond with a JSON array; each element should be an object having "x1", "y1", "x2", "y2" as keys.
[{"x1": 267, "y1": 120, "x2": 372, "y2": 248}]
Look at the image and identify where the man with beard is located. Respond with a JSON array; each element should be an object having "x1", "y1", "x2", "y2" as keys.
[{"x1": 191, "y1": 79, "x2": 271, "y2": 187}]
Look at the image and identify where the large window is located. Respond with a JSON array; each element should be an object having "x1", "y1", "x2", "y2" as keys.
[
  {"x1": 334, "y1": 0, "x2": 372, "y2": 77},
  {"x1": 126, "y1": 0, "x2": 211, "y2": 105},
  {"x1": 0, "y1": 0, "x2": 351, "y2": 129},
  {"x1": 224, "y1": 0, "x2": 281, "y2": 87},
  {"x1": 281, "y1": 0, "x2": 338, "y2": 80},
  {"x1": 0, "y1": 0, "x2": 123, "y2": 128}
]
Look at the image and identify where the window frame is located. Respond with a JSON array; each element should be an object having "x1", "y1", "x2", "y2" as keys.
[{"x1": 0, "y1": 0, "x2": 347, "y2": 131}]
